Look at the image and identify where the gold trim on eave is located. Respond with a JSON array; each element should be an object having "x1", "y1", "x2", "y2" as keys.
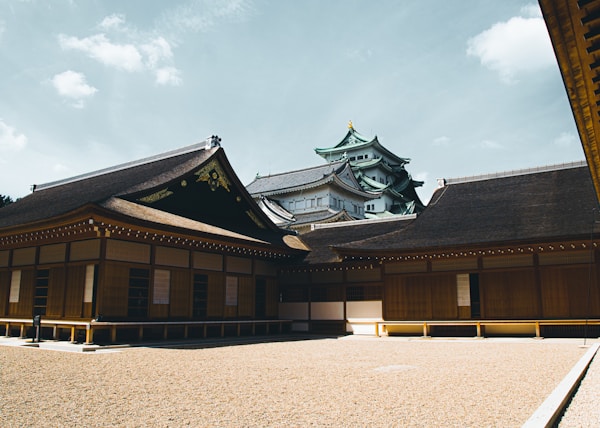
[
  {"x1": 246, "y1": 210, "x2": 266, "y2": 229},
  {"x1": 138, "y1": 188, "x2": 174, "y2": 203},
  {"x1": 195, "y1": 160, "x2": 231, "y2": 192}
]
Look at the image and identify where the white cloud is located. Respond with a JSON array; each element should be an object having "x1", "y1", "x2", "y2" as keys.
[
  {"x1": 99, "y1": 13, "x2": 126, "y2": 31},
  {"x1": 59, "y1": 33, "x2": 144, "y2": 72},
  {"x1": 141, "y1": 37, "x2": 173, "y2": 68},
  {"x1": 58, "y1": 15, "x2": 182, "y2": 84},
  {"x1": 466, "y1": 5, "x2": 555, "y2": 84},
  {"x1": 433, "y1": 136, "x2": 450, "y2": 146},
  {"x1": 479, "y1": 139, "x2": 504, "y2": 149},
  {"x1": 0, "y1": 120, "x2": 27, "y2": 151},
  {"x1": 554, "y1": 131, "x2": 578, "y2": 148},
  {"x1": 520, "y1": 4, "x2": 542, "y2": 18},
  {"x1": 160, "y1": 0, "x2": 253, "y2": 34},
  {"x1": 155, "y1": 67, "x2": 182, "y2": 86},
  {"x1": 51, "y1": 70, "x2": 97, "y2": 108}
]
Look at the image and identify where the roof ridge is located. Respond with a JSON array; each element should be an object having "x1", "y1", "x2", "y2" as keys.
[
  {"x1": 253, "y1": 159, "x2": 347, "y2": 180},
  {"x1": 441, "y1": 160, "x2": 587, "y2": 186},
  {"x1": 34, "y1": 137, "x2": 220, "y2": 191}
]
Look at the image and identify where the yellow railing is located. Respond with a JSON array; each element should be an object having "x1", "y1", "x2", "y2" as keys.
[{"x1": 367, "y1": 319, "x2": 600, "y2": 338}]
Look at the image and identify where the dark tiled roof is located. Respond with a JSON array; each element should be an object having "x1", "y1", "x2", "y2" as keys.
[
  {"x1": 0, "y1": 145, "x2": 215, "y2": 229},
  {"x1": 246, "y1": 160, "x2": 347, "y2": 195},
  {"x1": 298, "y1": 217, "x2": 415, "y2": 264},
  {"x1": 337, "y1": 165, "x2": 599, "y2": 253}
]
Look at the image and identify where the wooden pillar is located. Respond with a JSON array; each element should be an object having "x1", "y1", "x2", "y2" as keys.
[
  {"x1": 422, "y1": 322, "x2": 429, "y2": 337},
  {"x1": 375, "y1": 322, "x2": 380, "y2": 337},
  {"x1": 111, "y1": 326, "x2": 117, "y2": 343},
  {"x1": 70, "y1": 326, "x2": 76, "y2": 343},
  {"x1": 163, "y1": 325, "x2": 168, "y2": 340},
  {"x1": 53, "y1": 325, "x2": 58, "y2": 340},
  {"x1": 19, "y1": 323, "x2": 25, "y2": 338},
  {"x1": 85, "y1": 325, "x2": 93, "y2": 344},
  {"x1": 535, "y1": 321, "x2": 541, "y2": 338},
  {"x1": 236, "y1": 323, "x2": 241, "y2": 337},
  {"x1": 476, "y1": 322, "x2": 482, "y2": 338},
  {"x1": 138, "y1": 325, "x2": 143, "y2": 341},
  {"x1": 183, "y1": 325, "x2": 188, "y2": 339},
  {"x1": 4, "y1": 323, "x2": 10, "y2": 337}
]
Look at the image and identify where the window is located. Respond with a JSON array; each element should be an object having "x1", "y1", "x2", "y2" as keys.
[
  {"x1": 346, "y1": 286, "x2": 382, "y2": 301},
  {"x1": 311, "y1": 286, "x2": 343, "y2": 302},
  {"x1": 306, "y1": 199, "x2": 315, "y2": 208},
  {"x1": 193, "y1": 274, "x2": 208, "y2": 318},
  {"x1": 349, "y1": 156, "x2": 356, "y2": 161},
  {"x1": 357, "y1": 155, "x2": 364, "y2": 160},
  {"x1": 295, "y1": 200, "x2": 302, "y2": 210},
  {"x1": 281, "y1": 286, "x2": 308, "y2": 302},
  {"x1": 153, "y1": 269, "x2": 170, "y2": 304},
  {"x1": 364, "y1": 154, "x2": 369, "y2": 159},
  {"x1": 34, "y1": 269, "x2": 49, "y2": 316},
  {"x1": 128, "y1": 268, "x2": 149, "y2": 317},
  {"x1": 317, "y1": 197, "x2": 323, "y2": 207},
  {"x1": 9, "y1": 270, "x2": 21, "y2": 303}
]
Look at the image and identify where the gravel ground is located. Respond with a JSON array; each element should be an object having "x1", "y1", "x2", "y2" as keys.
[
  {"x1": 559, "y1": 350, "x2": 600, "y2": 427},
  {"x1": 0, "y1": 337, "x2": 589, "y2": 427}
]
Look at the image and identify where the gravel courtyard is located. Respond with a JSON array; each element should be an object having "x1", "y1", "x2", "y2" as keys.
[{"x1": 0, "y1": 336, "x2": 590, "y2": 427}]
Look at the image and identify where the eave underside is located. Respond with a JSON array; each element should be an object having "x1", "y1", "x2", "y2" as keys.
[{"x1": 540, "y1": 0, "x2": 600, "y2": 202}]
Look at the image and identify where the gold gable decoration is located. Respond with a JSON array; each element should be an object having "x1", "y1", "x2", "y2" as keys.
[
  {"x1": 138, "y1": 188, "x2": 174, "y2": 204},
  {"x1": 195, "y1": 160, "x2": 231, "y2": 192},
  {"x1": 245, "y1": 210, "x2": 266, "y2": 229}
]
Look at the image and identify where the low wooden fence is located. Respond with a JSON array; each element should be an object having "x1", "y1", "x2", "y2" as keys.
[
  {"x1": 0, "y1": 318, "x2": 292, "y2": 344},
  {"x1": 370, "y1": 319, "x2": 600, "y2": 338}
]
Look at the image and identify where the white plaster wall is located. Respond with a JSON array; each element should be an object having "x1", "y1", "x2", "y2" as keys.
[
  {"x1": 346, "y1": 301, "x2": 383, "y2": 335},
  {"x1": 311, "y1": 302, "x2": 344, "y2": 320},
  {"x1": 279, "y1": 302, "x2": 309, "y2": 320},
  {"x1": 346, "y1": 301, "x2": 382, "y2": 319}
]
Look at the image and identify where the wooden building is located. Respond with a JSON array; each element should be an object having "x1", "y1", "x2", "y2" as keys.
[
  {"x1": 0, "y1": 138, "x2": 308, "y2": 342},
  {"x1": 246, "y1": 159, "x2": 376, "y2": 233},
  {"x1": 280, "y1": 162, "x2": 600, "y2": 337}
]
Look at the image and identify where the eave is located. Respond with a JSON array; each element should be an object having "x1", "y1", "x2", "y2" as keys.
[
  {"x1": 331, "y1": 236, "x2": 599, "y2": 263},
  {"x1": 539, "y1": 0, "x2": 600, "y2": 202}
]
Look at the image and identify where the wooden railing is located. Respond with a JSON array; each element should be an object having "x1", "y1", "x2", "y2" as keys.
[
  {"x1": 369, "y1": 319, "x2": 600, "y2": 338},
  {"x1": 0, "y1": 318, "x2": 292, "y2": 345}
]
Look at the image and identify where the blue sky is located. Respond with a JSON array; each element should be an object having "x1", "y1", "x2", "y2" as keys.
[{"x1": 0, "y1": 0, "x2": 584, "y2": 202}]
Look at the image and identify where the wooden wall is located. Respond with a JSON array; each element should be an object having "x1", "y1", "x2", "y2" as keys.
[
  {"x1": 384, "y1": 274, "x2": 456, "y2": 320},
  {"x1": 0, "y1": 270, "x2": 9, "y2": 316},
  {"x1": 480, "y1": 269, "x2": 539, "y2": 319}
]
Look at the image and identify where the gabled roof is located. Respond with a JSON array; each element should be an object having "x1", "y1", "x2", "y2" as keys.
[
  {"x1": 314, "y1": 127, "x2": 410, "y2": 166},
  {"x1": 0, "y1": 140, "x2": 305, "y2": 253},
  {"x1": 246, "y1": 159, "x2": 376, "y2": 199},
  {"x1": 297, "y1": 216, "x2": 416, "y2": 264},
  {"x1": 256, "y1": 196, "x2": 296, "y2": 227},
  {"x1": 334, "y1": 163, "x2": 598, "y2": 255}
]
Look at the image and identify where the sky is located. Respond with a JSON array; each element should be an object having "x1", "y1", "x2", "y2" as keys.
[{"x1": 0, "y1": 0, "x2": 585, "y2": 203}]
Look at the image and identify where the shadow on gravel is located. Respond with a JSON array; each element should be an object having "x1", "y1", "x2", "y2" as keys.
[{"x1": 128, "y1": 334, "x2": 342, "y2": 351}]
